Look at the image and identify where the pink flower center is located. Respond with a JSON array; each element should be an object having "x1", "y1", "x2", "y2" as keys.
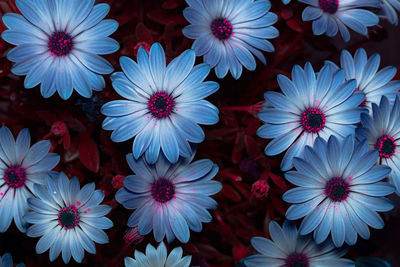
[
  {"x1": 48, "y1": 32, "x2": 73, "y2": 56},
  {"x1": 301, "y1": 107, "x2": 326, "y2": 133},
  {"x1": 375, "y1": 135, "x2": 396, "y2": 158},
  {"x1": 325, "y1": 177, "x2": 349, "y2": 202},
  {"x1": 355, "y1": 88, "x2": 367, "y2": 107},
  {"x1": 134, "y1": 41, "x2": 151, "y2": 56},
  {"x1": 58, "y1": 205, "x2": 80, "y2": 229},
  {"x1": 151, "y1": 178, "x2": 175, "y2": 203},
  {"x1": 4, "y1": 165, "x2": 26, "y2": 188},
  {"x1": 148, "y1": 92, "x2": 175, "y2": 119},
  {"x1": 211, "y1": 18, "x2": 233, "y2": 40},
  {"x1": 319, "y1": 0, "x2": 339, "y2": 14},
  {"x1": 285, "y1": 253, "x2": 309, "y2": 267}
]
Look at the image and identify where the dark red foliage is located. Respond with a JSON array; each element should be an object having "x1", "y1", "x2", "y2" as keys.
[{"x1": 0, "y1": 0, "x2": 400, "y2": 266}]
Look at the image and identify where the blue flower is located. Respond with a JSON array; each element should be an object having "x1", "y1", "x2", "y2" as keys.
[
  {"x1": 257, "y1": 63, "x2": 364, "y2": 171},
  {"x1": 1, "y1": 0, "x2": 119, "y2": 100},
  {"x1": 125, "y1": 242, "x2": 191, "y2": 267},
  {"x1": 25, "y1": 172, "x2": 113, "y2": 263},
  {"x1": 244, "y1": 220, "x2": 354, "y2": 267},
  {"x1": 182, "y1": 0, "x2": 278, "y2": 79},
  {"x1": 101, "y1": 43, "x2": 219, "y2": 164},
  {"x1": 0, "y1": 126, "x2": 59, "y2": 233},
  {"x1": 382, "y1": 0, "x2": 400, "y2": 25},
  {"x1": 356, "y1": 95, "x2": 400, "y2": 195},
  {"x1": 283, "y1": 135, "x2": 395, "y2": 247},
  {"x1": 326, "y1": 48, "x2": 400, "y2": 112},
  {"x1": 300, "y1": 0, "x2": 380, "y2": 42},
  {"x1": 115, "y1": 152, "x2": 222, "y2": 243},
  {"x1": 0, "y1": 253, "x2": 25, "y2": 267}
]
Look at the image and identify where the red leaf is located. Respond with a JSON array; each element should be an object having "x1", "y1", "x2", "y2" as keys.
[
  {"x1": 244, "y1": 135, "x2": 260, "y2": 159},
  {"x1": 162, "y1": 0, "x2": 179, "y2": 9},
  {"x1": 67, "y1": 118, "x2": 86, "y2": 132},
  {"x1": 79, "y1": 134, "x2": 100, "y2": 173},
  {"x1": 270, "y1": 194, "x2": 287, "y2": 216},
  {"x1": 286, "y1": 19, "x2": 303, "y2": 33},
  {"x1": 269, "y1": 173, "x2": 287, "y2": 191},
  {"x1": 63, "y1": 131, "x2": 71, "y2": 150},
  {"x1": 135, "y1": 22, "x2": 154, "y2": 43},
  {"x1": 281, "y1": 7, "x2": 293, "y2": 20},
  {"x1": 220, "y1": 184, "x2": 242, "y2": 202}
]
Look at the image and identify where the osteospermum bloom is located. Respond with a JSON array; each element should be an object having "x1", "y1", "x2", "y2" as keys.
[
  {"x1": 116, "y1": 152, "x2": 221, "y2": 243},
  {"x1": 357, "y1": 96, "x2": 400, "y2": 195},
  {"x1": 182, "y1": 0, "x2": 278, "y2": 79},
  {"x1": 300, "y1": 0, "x2": 380, "y2": 42},
  {"x1": 382, "y1": 0, "x2": 400, "y2": 25},
  {"x1": 244, "y1": 221, "x2": 354, "y2": 267},
  {"x1": 257, "y1": 63, "x2": 364, "y2": 171},
  {"x1": 125, "y1": 242, "x2": 191, "y2": 267},
  {"x1": 326, "y1": 48, "x2": 400, "y2": 112},
  {"x1": 101, "y1": 43, "x2": 219, "y2": 164},
  {"x1": 25, "y1": 172, "x2": 113, "y2": 263},
  {"x1": 283, "y1": 135, "x2": 394, "y2": 247},
  {"x1": 0, "y1": 253, "x2": 25, "y2": 267},
  {"x1": 1, "y1": 0, "x2": 119, "y2": 100},
  {"x1": 0, "y1": 126, "x2": 59, "y2": 233}
]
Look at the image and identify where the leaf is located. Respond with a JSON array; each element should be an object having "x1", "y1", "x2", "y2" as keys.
[
  {"x1": 221, "y1": 184, "x2": 242, "y2": 202},
  {"x1": 355, "y1": 257, "x2": 392, "y2": 267},
  {"x1": 286, "y1": 19, "x2": 303, "y2": 33},
  {"x1": 63, "y1": 131, "x2": 71, "y2": 150},
  {"x1": 135, "y1": 22, "x2": 154, "y2": 43},
  {"x1": 79, "y1": 133, "x2": 99, "y2": 173},
  {"x1": 269, "y1": 173, "x2": 287, "y2": 191},
  {"x1": 162, "y1": 0, "x2": 179, "y2": 9}
]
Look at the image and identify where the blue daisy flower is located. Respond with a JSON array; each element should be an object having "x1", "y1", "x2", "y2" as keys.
[
  {"x1": 382, "y1": 0, "x2": 400, "y2": 25},
  {"x1": 244, "y1": 220, "x2": 354, "y2": 267},
  {"x1": 356, "y1": 95, "x2": 400, "y2": 195},
  {"x1": 115, "y1": 152, "x2": 222, "y2": 243},
  {"x1": 25, "y1": 172, "x2": 113, "y2": 263},
  {"x1": 325, "y1": 48, "x2": 400, "y2": 112},
  {"x1": 101, "y1": 43, "x2": 219, "y2": 164},
  {"x1": 182, "y1": 0, "x2": 278, "y2": 79},
  {"x1": 125, "y1": 242, "x2": 191, "y2": 267},
  {"x1": 0, "y1": 126, "x2": 59, "y2": 233},
  {"x1": 1, "y1": 0, "x2": 119, "y2": 100},
  {"x1": 283, "y1": 135, "x2": 395, "y2": 247},
  {"x1": 0, "y1": 253, "x2": 25, "y2": 267},
  {"x1": 300, "y1": 0, "x2": 380, "y2": 42},
  {"x1": 257, "y1": 63, "x2": 364, "y2": 171}
]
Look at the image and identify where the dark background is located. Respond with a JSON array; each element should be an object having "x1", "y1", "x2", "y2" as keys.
[{"x1": 0, "y1": 0, "x2": 400, "y2": 266}]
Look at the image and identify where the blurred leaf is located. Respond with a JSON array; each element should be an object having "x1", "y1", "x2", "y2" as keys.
[
  {"x1": 356, "y1": 257, "x2": 391, "y2": 267},
  {"x1": 79, "y1": 133, "x2": 100, "y2": 173}
]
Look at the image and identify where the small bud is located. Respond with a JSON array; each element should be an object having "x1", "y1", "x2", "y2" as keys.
[
  {"x1": 51, "y1": 121, "x2": 67, "y2": 136},
  {"x1": 252, "y1": 179, "x2": 269, "y2": 199}
]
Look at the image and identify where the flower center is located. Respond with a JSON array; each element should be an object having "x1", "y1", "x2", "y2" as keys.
[
  {"x1": 58, "y1": 205, "x2": 80, "y2": 229},
  {"x1": 133, "y1": 41, "x2": 151, "y2": 56},
  {"x1": 211, "y1": 18, "x2": 233, "y2": 40},
  {"x1": 4, "y1": 165, "x2": 27, "y2": 188},
  {"x1": 151, "y1": 178, "x2": 175, "y2": 203},
  {"x1": 375, "y1": 136, "x2": 396, "y2": 158},
  {"x1": 355, "y1": 88, "x2": 367, "y2": 107},
  {"x1": 48, "y1": 32, "x2": 73, "y2": 56},
  {"x1": 318, "y1": 0, "x2": 339, "y2": 14},
  {"x1": 325, "y1": 177, "x2": 349, "y2": 202},
  {"x1": 285, "y1": 253, "x2": 309, "y2": 267},
  {"x1": 148, "y1": 91, "x2": 175, "y2": 119},
  {"x1": 301, "y1": 107, "x2": 326, "y2": 133}
]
